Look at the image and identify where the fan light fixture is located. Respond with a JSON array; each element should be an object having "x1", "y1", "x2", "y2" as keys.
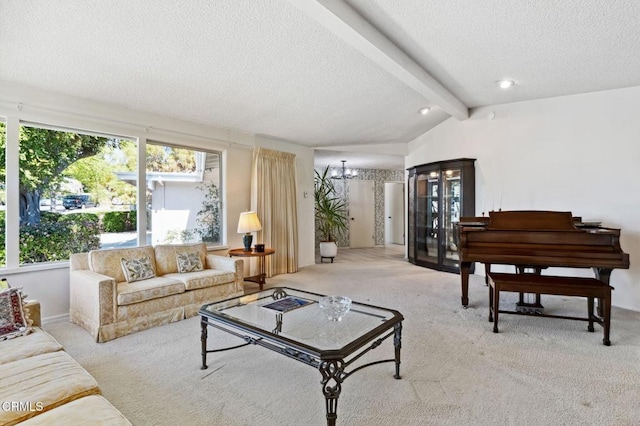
[{"x1": 331, "y1": 160, "x2": 357, "y2": 179}]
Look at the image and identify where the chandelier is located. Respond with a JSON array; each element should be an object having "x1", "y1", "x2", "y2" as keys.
[{"x1": 331, "y1": 160, "x2": 357, "y2": 179}]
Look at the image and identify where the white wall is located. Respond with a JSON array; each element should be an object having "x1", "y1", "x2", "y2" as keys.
[
  {"x1": 0, "y1": 82, "x2": 315, "y2": 320},
  {"x1": 407, "y1": 85, "x2": 640, "y2": 311}
]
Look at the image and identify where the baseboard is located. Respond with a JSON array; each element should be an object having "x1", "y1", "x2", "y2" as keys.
[{"x1": 42, "y1": 313, "x2": 70, "y2": 325}]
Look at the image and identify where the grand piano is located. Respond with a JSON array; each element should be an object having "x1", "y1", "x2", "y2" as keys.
[{"x1": 456, "y1": 210, "x2": 630, "y2": 307}]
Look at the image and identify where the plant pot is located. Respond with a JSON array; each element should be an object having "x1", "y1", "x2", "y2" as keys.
[{"x1": 319, "y1": 241, "x2": 338, "y2": 258}]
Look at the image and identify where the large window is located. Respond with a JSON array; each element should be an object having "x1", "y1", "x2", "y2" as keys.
[
  {"x1": 17, "y1": 124, "x2": 137, "y2": 264},
  {"x1": 0, "y1": 121, "x2": 224, "y2": 268},
  {"x1": 146, "y1": 142, "x2": 222, "y2": 246}
]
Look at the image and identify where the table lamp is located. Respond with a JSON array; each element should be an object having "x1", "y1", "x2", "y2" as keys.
[{"x1": 237, "y1": 211, "x2": 262, "y2": 251}]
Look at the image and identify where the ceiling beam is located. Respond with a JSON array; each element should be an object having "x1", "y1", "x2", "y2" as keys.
[{"x1": 289, "y1": 0, "x2": 469, "y2": 120}]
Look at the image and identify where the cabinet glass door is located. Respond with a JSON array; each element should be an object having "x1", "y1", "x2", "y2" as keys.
[
  {"x1": 407, "y1": 158, "x2": 475, "y2": 272},
  {"x1": 442, "y1": 169, "x2": 461, "y2": 267},
  {"x1": 416, "y1": 172, "x2": 439, "y2": 264},
  {"x1": 407, "y1": 173, "x2": 415, "y2": 262}
]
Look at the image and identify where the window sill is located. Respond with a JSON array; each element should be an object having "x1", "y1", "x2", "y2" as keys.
[
  {"x1": 0, "y1": 243, "x2": 230, "y2": 275},
  {"x1": 0, "y1": 261, "x2": 69, "y2": 276}
]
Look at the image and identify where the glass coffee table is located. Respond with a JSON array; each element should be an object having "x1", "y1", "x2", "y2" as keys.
[{"x1": 199, "y1": 287, "x2": 404, "y2": 426}]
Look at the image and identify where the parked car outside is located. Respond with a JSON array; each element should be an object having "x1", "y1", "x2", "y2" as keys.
[{"x1": 63, "y1": 194, "x2": 97, "y2": 210}]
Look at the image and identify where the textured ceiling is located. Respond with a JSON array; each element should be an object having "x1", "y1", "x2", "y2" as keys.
[{"x1": 1, "y1": 0, "x2": 639, "y2": 170}]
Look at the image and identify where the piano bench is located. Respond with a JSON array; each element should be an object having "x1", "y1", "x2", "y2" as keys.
[{"x1": 487, "y1": 272, "x2": 614, "y2": 346}]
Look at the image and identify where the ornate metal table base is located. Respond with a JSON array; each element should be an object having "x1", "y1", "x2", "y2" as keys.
[
  {"x1": 316, "y1": 323, "x2": 402, "y2": 425},
  {"x1": 199, "y1": 288, "x2": 404, "y2": 426}
]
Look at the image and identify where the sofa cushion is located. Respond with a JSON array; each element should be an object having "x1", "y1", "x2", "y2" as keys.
[
  {"x1": 165, "y1": 269, "x2": 236, "y2": 291},
  {"x1": 0, "y1": 350, "x2": 100, "y2": 425},
  {"x1": 18, "y1": 395, "x2": 132, "y2": 425},
  {"x1": 154, "y1": 243, "x2": 206, "y2": 275},
  {"x1": 0, "y1": 287, "x2": 32, "y2": 341},
  {"x1": 117, "y1": 276, "x2": 185, "y2": 306},
  {"x1": 89, "y1": 246, "x2": 156, "y2": 284},
  {"x1": 176, "y1": 251, "x2": 204, "y2": 273},
  {"x1": 0, "y1": 327, "x2": 62, "y2": 365},
  {"x1": 121, "y1": 256, "x2": 156, "y2": 282}
]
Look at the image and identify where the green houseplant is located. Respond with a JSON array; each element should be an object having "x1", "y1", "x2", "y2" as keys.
[{"x1": 314, "y1": 166, "x2": 348, "y2": 260}]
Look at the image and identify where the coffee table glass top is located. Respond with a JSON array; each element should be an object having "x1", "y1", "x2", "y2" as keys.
[{"x1": 201, "y1": 287, "x2": 401, "y2": 352}]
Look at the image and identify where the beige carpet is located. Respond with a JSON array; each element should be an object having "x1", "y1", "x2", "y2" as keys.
[{"x1": 45, "y1": 248, "x2": 640, "y2": 425}]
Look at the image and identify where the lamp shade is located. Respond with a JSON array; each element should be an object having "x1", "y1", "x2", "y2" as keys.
[{"x1": 237, "y1": 211, "x2": 262, "y2": 234}]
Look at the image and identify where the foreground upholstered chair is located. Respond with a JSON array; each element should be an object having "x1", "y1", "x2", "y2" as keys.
[{"x1": 0, "y1": 297, "x2": 131, "y2": 425}]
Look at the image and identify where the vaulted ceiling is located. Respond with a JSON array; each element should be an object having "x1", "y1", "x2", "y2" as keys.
[{"x1": 1, "y1": 1, "x2": 639, "y2": 170}]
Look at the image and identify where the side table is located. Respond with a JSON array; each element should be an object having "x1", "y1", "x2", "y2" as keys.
[{"x1": 228, "y1": 248, "x2": 275, "y2": 291}]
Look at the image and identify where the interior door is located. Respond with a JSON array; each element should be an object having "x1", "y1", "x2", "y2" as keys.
[
  {"x1": 384, "y1": 182, "x2": 405, "y2": 245},
  {"x1": 349, "y1": 180, "x2": 375, "y2": 248}
]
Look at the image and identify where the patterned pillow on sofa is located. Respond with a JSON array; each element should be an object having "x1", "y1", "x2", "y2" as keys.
[
  {"x1": 0, "y1": 287, "x2": 33, "y2": 340},
  {"x1": 176, "y1": 251, "x2": 204, "y2": 273},
  {"x1": 120, "y1": 256, "x2": 156, "y2": 283}
]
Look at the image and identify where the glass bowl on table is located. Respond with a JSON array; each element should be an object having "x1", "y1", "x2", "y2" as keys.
[{"x1": 318, "y1": 295, "x2": 352, "y2": 322}]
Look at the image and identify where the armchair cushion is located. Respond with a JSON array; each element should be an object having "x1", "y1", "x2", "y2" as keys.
[
  {"x1": 116, "y1": 277, "x2": 185, "y2": 306},
  {"x1": 18, "y1": 395, "x2": 132, "y2": 426},
  {"x1": 0, "y1": 351, "x2": 100, "y2": 425},
  {"x1": 165, "y1": 270, "x2": 236, "y2": 291},
  {"x1": 0, "y1": 327, "x2": 62, "y2": 365}
]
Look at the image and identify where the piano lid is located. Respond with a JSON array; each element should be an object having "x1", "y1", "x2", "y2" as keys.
[{"x1": 484, "y1": 210, "x2": 580, "y2": 231}]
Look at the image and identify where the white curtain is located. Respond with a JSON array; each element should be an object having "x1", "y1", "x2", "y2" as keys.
[{"x1": 251, "y1": 147, "x2": 298, "y2": 277}]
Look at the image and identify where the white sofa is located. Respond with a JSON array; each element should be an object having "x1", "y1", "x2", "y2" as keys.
[
  {"x1": 70, "y1": 243, "x2": 244, "y2": 342},
  {"x1": 0, "y1": 301, "x2": 131, "y2": 425}
]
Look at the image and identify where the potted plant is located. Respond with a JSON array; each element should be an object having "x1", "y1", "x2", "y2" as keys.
[{"x1": 314, "y1": 166, "x2": 348, "y2": 260}]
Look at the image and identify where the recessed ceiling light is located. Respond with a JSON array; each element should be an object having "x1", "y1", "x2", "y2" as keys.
[
  {"x1": 496, "y1": 79, "x2": 515, "y2": 89},
  {"x1": 418, "y1": 107, "x2": 431, "y2": 115}
]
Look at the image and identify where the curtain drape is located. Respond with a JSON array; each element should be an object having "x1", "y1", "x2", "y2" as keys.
[{"x1": 250, "y1": 147, "x2": 298, "y2": 277}]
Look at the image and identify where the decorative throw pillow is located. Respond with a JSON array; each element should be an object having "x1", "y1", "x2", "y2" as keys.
[
  {"x1": 121, "y1": 256, "x2": 156, "y2": 283},
  {"x1": 176, "y1": 251, "x2": 204, "y2": 273},
  {"x1": 0, "y1": 287, "x2": 33, "y2": 340}
]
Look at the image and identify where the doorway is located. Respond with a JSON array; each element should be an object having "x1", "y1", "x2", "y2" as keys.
[
  {"x1": 349, "y1": 180, "x2": 375, "y2": 248},
  {"x1": 384, "y1": 182, "x2": 405, "y2": 245}
]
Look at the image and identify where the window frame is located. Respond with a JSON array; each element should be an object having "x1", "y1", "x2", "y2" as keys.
[
  {"x1": 0, "y1": 119, "x2": 226, "y2": 272},
  {"x1": 145, "y1": 139, "x2": 223, "y2": 247}
]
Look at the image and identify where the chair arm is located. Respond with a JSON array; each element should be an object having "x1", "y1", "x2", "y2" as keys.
[
  {"x1": 206, "y1": 254, "x2": 244, "y2": 288},
  {"x1": 206, "y1": 254, "x2": 240, "y2": 273},
  {"x1": 70, "y1": 270, "x2": 117, "y2": 329},
  {"x1": 24, "y1": 300, "x2": 41, "y2": 328}
]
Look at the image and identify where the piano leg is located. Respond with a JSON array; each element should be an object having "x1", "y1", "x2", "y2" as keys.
[
  {"x1": 593, "y1": 268, "x2": 613, "y2": 318},
  {"x1": 460, "y1": 261, "x2": 471, "y2": 307},
  {"x1": 484, "y1": 263, "x2": 492, "y2": 286}
]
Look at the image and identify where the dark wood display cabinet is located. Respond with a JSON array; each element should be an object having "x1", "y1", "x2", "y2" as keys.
[{"x1": 407, "y1": 158, "x2": 475, "y2": 273}]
